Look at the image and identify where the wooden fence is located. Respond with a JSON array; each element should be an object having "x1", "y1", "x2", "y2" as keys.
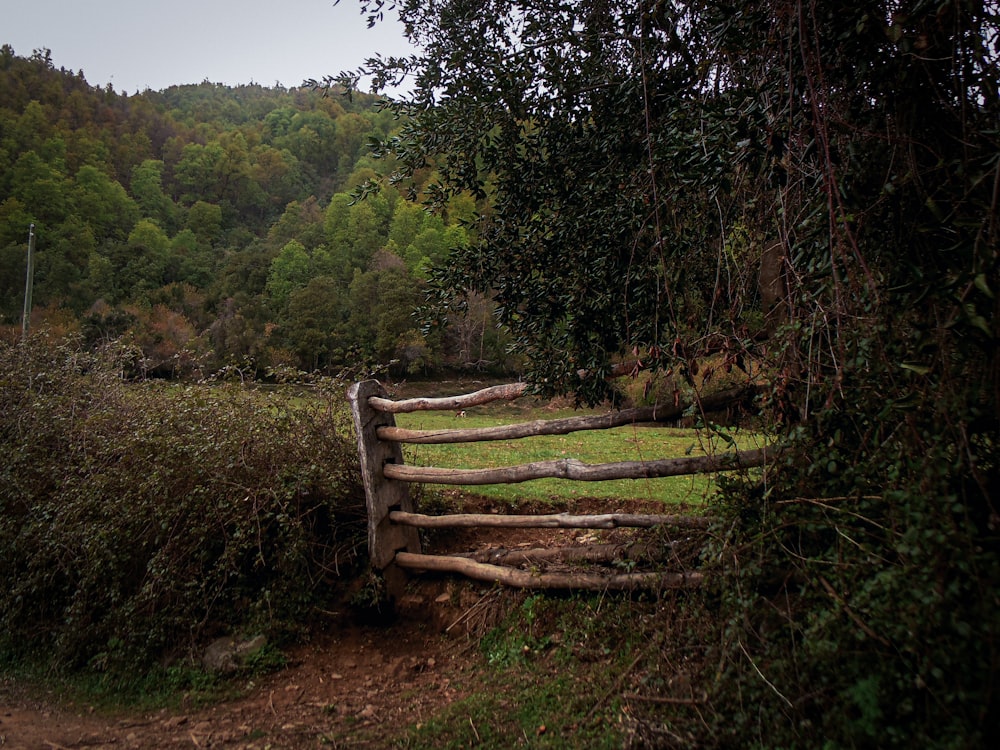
[{"x1": 347, "y1": 379, "x2": 768, "y2": 596}]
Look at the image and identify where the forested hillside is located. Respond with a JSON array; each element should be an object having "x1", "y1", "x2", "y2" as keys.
[{"x1": 0, "y1": 45, "x2": 507, "y2": 377}]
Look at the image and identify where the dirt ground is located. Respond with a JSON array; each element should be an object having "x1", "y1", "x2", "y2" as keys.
[
  {"x1": 0, "y1": 498, "x2": 691, "y2": 749},
  {"x1": 1, "y1": 614, "x2": 472, "y2": 749}
]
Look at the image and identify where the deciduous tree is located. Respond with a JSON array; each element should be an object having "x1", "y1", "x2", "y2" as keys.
[
  {"x1": 265, "y1": 239, "x2": 312, "y2": 313},
  {"x1": 340, "y1": 1, "x2": 1000, "y2": 744}
]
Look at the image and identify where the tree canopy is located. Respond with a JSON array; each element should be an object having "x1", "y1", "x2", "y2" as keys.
[
  {"x1": 344, "y1": 0, "x2": 997, "y2": 401},
  {"x1": 341, "y1": 1, "x2": 999, "y2": 745},
  {"x1": 0, "y1": 45, "x2": 505, "y2": 377}
]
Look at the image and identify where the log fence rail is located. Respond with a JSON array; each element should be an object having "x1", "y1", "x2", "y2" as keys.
[{"x1": 347, "y1": 379, "x2": 767, "y2": 596}]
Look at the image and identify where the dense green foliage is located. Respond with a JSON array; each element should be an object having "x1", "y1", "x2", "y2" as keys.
[
  {"x1": 344, "y1": 1, "x2": 999, "y2": 746},
  {"x1": 0, "y1": 45, "x2": 509, "y2": 377},
  {"x1": 0, "y1": 333, "x2": 365, "y2": 677}
]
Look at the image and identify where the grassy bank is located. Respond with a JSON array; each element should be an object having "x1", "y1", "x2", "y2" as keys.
[{"x1": 397, "y1": 591, "x2": 697, "y2": 750}]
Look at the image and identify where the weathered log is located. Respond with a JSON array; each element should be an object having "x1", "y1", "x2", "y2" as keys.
[
  {"x1": 369, "y1": 382, "x2": 529, "y2": 414},
  {"x1": 389, "y1": 510, "x2": 711, "y2": 529},
  {"x1": 394, "y1": 552, "x2": 704, "y2": 590},
  {"x1": 456, "y1": 542, "x2": 671, "y2": 566},
  {"x1": 367, "y1": 368, "x2": 645, "y2": 415},
  {"x1": 759, "y1": 239, "x2": 790, "y2": 334},
  {"x1": 382, "y1": 447, "x2": 769, "y2": 485},
  {"x1": 622, "y1": 693, "x2": 707, "y2": 705},
  {"x1": 347, "y1": 380, "x2": 421, "y2": 573},
  {"x1": 377, "y1": 384, "x2": 762, "y2": 443}
]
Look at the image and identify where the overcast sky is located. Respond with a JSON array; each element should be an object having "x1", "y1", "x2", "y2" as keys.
[{"x1": 2, "y1": 0, "x2": 415, "y2": 94}]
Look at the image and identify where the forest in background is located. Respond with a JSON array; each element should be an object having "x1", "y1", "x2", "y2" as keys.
[
  {"x1": 0, "y1": 45, "x2": 509, "y2": 378},
  {"x1": 3, "y1": 0, "x2": 999, "y2": 742}
]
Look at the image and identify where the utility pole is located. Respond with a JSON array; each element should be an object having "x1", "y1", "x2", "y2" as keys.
[{"x1": 22, "y1": 223, "x2": 35, "y2": 339}]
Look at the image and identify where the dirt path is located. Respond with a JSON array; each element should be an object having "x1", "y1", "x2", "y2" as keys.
[
  {"x1": 1, "y1": 613, "x2": 479, "y2": 749},
  {"x1": 0, "y1": 498, "x2": 690, "y2": 749}
]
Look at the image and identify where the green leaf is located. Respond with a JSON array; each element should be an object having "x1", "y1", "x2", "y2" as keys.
[
  {"x1": 974, "y1": 273, "x2": 993, "y2": 299},
  {"x1": 969, "y1": 314, "x2": 992, "y2": 337}
]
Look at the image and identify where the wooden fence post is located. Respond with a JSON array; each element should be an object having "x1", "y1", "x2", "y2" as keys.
[{"x1": 347, "y1": 380, "x2": 421, "y2": 596}]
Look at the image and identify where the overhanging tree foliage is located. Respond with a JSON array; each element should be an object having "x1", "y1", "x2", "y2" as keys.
[{"x1": 341, "y1": 1, "x2": 998, "y2": 745}]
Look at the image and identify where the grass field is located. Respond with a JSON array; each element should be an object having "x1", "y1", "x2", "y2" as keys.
[{"x1": 392, "y1": 396, "x2": 764, "y2": 507}]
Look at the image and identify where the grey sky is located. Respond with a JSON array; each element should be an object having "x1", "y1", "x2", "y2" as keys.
[{"x1": 2, "y1": 0, "x2": 414, "y2": 94}]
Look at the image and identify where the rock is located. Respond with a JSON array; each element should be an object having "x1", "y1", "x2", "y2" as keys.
[
  {"x1": 203, "y1": 634, "x2": 268, "y2": 673},
  {"x1": 235, "y1": 634, "x2": 267, "y2": 658},
  {"x1": 203, "y1": 637, "x2": 236, "y2": 672},
  {"x1": 387, "y1": 656, "x2": 407, "y2": 677},
  {"x1": 398, "y1": 593, "x2": 426, "y2": 609}
]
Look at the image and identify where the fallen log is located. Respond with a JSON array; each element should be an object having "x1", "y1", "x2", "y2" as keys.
[
  {"x1": 388, "y1": 510, "x2": 711, "y2": 529},
  {"x1": 394, "y1": 552, "x2": 704, "y2": 590},
  {"x1": 382, "y1": 447, "x2": 768, "y2": 485}
]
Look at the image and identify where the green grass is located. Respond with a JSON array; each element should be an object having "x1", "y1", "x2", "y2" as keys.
[
  {"x1": 394, "y1": 402, "x2": 765, "y2": 507},
  {"x1": 392, "y1": 592, "x2": 652, "y2": 749},
  {"x1": 0, "y1": 656, "x2": 246, "y2": 716},
  {"x1": 401, "y1": 674, "x2": 624, "y2": 749}
]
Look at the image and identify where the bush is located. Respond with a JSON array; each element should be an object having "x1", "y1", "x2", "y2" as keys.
[
  {"x1": 700, "y1": 349, "x2": 1000, "y2": 748},
  {"x1": 0, "y1": 331, "x2": 366, "y2": 676}
]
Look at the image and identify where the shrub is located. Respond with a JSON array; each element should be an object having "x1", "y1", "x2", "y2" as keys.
[
  {"x1": 701, "y1": 344, "x2": 1000, "y2": 748},
  {"x1": 0, "y1": 331, "x2": 366, "y2": 676}
]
